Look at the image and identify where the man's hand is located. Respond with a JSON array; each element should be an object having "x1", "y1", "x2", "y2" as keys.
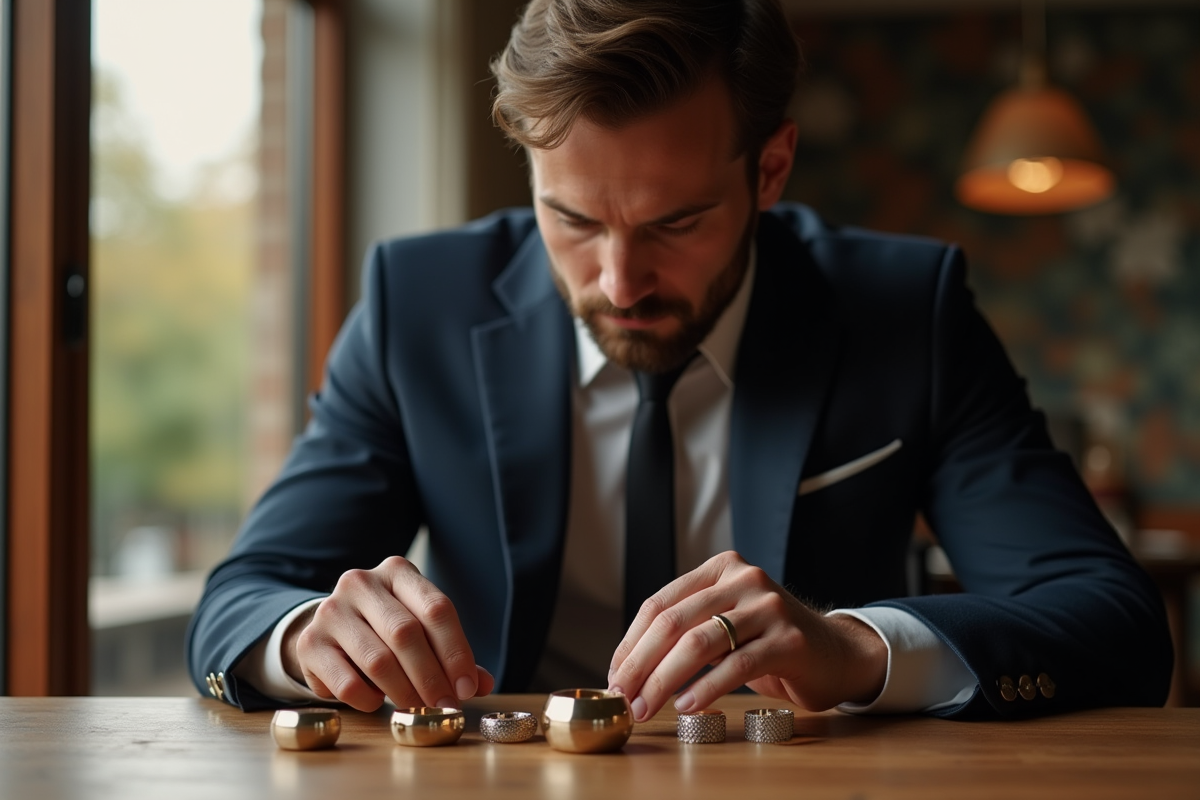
[
  {"x1": 606, "y1": 551, "x2": 887, "y2": 722},
  {"x1": 281, "y1": 555, "x2": 495, "y2": 712}
]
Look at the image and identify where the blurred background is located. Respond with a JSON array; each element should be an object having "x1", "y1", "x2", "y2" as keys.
[{"x1": 71, "y1": 0, "x2": 1198, "y2": 701}]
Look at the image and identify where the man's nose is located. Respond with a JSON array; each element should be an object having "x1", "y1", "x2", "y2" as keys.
[{"x1": 597, "y1": 233, "x2": 653, "y2": 309}]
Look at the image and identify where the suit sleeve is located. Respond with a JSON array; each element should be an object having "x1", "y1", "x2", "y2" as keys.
[
  {"x1": 874, "y1": 246, "x2": 1173, "y2": 719},
  {"x1": 185, "y1": 244, "x2": 425, "y2": 710}
]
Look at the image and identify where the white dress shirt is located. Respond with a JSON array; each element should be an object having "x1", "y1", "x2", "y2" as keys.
[{"x1": 236, "y1": 251, "x2": 977, "y2": 713}]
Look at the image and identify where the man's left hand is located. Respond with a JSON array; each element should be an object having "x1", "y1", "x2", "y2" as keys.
[{"x1": 607, "y1": 551, "x2": 888, "y2": 722}]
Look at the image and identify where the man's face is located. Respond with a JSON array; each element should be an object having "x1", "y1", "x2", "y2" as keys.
[{"x1": 529, "y1": 79, "x2": 793, "y2": 374}]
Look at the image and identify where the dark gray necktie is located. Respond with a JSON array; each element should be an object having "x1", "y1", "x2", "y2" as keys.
[{"x1": 624, "y1": 359, "x2": 692, "y2": 628}]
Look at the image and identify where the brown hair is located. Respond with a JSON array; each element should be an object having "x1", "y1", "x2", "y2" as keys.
[{"x1": 490, "y1": 0, "x2": 801, "y2": 160}]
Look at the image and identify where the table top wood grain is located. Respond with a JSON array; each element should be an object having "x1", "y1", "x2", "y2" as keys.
[{"x1": 2, "y1": 695, "x2": 1197, "y2": 799}]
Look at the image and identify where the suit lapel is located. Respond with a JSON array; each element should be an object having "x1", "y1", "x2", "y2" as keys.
[
  {"x1": 471, "y1": 228, "x2": 574, "y2": 692},
  {"x1": 730, "y1": 213, "x2": 843, "y2": 584}
]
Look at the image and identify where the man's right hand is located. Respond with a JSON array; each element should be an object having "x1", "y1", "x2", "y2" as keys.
[{"x1": 282, "y1": 555, "x2": 495, "y2": 712}]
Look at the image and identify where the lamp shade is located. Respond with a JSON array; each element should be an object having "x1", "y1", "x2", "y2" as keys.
[{"x1": 956, "y1": 85, "x2": 1114, "y2": 215}]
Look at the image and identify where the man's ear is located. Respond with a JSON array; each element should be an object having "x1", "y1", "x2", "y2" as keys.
[{"x1": 756, "y1": 119, "x2": 797, "y2": 211}]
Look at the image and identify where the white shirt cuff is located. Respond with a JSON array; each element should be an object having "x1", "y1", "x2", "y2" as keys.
[
  {"x1": 231, "y1": 596, "x2": 328, "y2": 703},
  {"x1": 828, "y1": 606, "x2": 977, "y2": 714}
]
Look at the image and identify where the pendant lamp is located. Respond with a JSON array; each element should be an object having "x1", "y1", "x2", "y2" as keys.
[{"x1": 956, "y1": 0, "x2": 1114, "y2": 215}]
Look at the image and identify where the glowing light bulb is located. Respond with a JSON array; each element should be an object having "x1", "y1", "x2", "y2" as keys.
[{"x1": 1007, "y1": 157, "x2": 1064, "y2": 193}]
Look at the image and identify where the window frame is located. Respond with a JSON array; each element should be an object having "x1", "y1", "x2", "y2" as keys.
[
  {"x1": 4, "y1": 0, "x2": 91, "y2": 697},
  {"x1": 0, "y1": 0, "x2": 12, "y2": 695},
  {"x1": 309, "y1": 0, "x2": 346, "y2": 396}
]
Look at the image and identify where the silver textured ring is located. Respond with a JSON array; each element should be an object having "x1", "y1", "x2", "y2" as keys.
[
  {"x1": 744, "y1": 708, "x2": 794, "y2": 744},
  {"x1": 677, "y1": 709, "x2": 726, "y2": 744},
  {"x1": 480, "y1": 711, "x2": 538, "y2": 743},
  {"x1": 711, "y1": 614, "x2": 738, "y2": 652}
]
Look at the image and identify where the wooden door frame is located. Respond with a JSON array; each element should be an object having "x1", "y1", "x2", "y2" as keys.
[
  {"x1": 4, "y1": 0, "x2": 91, "y2": 696},
  {"x1": 3, "y1": 0, "x2": 348, "y2": 695}
]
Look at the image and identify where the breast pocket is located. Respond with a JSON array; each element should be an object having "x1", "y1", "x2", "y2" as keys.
[
  {"x1": 797, "y1": 439, "x2": 903, "y2": 497},
  {"x1": 786, "y1": 437, "x2": 912, "y2": 605}
]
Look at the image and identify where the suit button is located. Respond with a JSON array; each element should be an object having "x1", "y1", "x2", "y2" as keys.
[
  {"x1": 1037, "y1": 672, "x2": 1056, "y2": 699},
  {"x1": 206, "y1": 673, "x2": 217, "y2": 697},
  {"x1": 1018, "y1": 674, "x2": 1036, "y2": 701},
  {"x1": 998, "y1": 675, "x2": 1017, "y2": 702}
]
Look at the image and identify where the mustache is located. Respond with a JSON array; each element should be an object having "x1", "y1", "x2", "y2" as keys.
[{"x1": 576, "y1": 293, "x2": 691, "y2": 321}]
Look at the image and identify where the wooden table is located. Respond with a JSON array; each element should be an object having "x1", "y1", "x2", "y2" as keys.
[{"x1": 2, "y1": 695, "x2": 1198, "y2": 799}]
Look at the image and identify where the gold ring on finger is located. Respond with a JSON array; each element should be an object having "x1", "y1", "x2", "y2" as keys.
[{"x1": 711, "y1": 614, "x2": 737, "y2": 652}]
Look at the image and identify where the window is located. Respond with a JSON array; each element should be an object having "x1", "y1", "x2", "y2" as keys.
[
  {"x1": 90, "y1": 0, "x2": 308, "y2": 695},
  {"x1": 4, "y1": 0, "x2": 342, "y2": 697}
]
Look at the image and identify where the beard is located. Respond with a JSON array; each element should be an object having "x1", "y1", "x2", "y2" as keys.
[{"x1": 553, "y1": 210, "x2": 756, "y2": 374}]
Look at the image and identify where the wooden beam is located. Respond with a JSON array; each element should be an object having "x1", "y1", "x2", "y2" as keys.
[
  {"x1": 6, "y1": 0, "x2": 91, "y2": 696},
  {"x1": 308, "y1": 0, "x2": 346, "y2": 394}
]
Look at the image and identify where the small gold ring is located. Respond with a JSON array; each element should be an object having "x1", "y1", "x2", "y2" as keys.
[
  {"x1": 711, "y1": 614, "x2": 737, "y2": 652},
  {"x1": 390, "y1": 707, "x2": 465, "y2": 747},
  {"x1": 270, "y1": 708, "x2": 341, "y2": 750}
]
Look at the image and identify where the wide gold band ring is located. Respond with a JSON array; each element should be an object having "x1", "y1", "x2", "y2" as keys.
[
  {"x1": 711, "y1": 614, "x2": 738, "y2": 652},
  {"x1": 270, "y1": 708, "x2": 341, "y2": 750},
  {"x1": 390, "y1": 707, "x2": 466, "y2": 747},
  {"x1": 541, "y1": 689, "x2": 633, "y2": 753}
]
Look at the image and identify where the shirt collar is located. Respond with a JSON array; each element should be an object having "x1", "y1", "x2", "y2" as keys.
[{"x1": 574, "y1": 244, "x2": 757, "y2": 390}]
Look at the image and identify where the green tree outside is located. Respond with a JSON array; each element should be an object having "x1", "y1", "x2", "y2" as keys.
[{"x1": 91, "y1": 70, "x2": 254, "y2": 576}]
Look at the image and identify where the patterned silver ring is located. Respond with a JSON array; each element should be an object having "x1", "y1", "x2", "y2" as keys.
[
  {"x1": 744, "y1": 708, "x2": 794, "y2": 744},
  {"x1": 677, "y1": 709, "x2": 726, "y2": 744},
  {"x1": 480, "y1": 711, "x2": 538, "y2": 743}
]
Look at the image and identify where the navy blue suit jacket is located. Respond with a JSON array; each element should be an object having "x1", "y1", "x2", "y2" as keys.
[{"x1": 187, "y1": 203, "x2": 1172, "y2": 717}]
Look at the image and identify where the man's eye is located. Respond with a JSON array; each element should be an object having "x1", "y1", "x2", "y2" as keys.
[
  {"x1": 560, "y1": 216, "x2": 594, "y2": 229},
  {"x1": 659, "y1": 218, "x2": 700, "y2": 236}
]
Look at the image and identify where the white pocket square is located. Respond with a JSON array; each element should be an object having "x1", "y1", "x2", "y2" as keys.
[{"x1": 797, "y1": 439, "x2": 903, "y2": 496}]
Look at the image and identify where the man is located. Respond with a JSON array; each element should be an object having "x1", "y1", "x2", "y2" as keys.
[{"x1": 187, "y1": 0, "x2": 1172, "y2": 721}]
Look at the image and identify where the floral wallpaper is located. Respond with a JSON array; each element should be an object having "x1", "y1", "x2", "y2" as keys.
[{"x1": 784, "y1": 7, "x2": 1200, "y2": 506}]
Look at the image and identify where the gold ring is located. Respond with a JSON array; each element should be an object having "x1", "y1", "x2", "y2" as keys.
[
  {"x1": 711, "y1": 614, "x2": 737, "y2": 652},
  {"x1": 390, "y1": 707, "x2": 465, "y2": 747},
  {"x1": 541, "y1": 689, "x2": 633, "y2": 753},
  {"x1": 270, "y1": 708, "x2": 341, "y2": 750}
]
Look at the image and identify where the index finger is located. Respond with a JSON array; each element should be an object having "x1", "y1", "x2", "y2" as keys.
[
  {"x1": 388, "y1": 567, "x2": 482, "y2": 703},
  {"x1": 608, "y1": 552, "x2": 736, "y2": 680}
]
